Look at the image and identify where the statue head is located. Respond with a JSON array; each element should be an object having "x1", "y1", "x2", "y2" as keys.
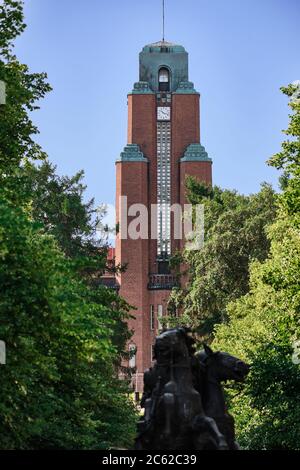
[
  {"x1": 198, "y1": 344, "x2": 250, "y2": 382},
  {"x1": 154, "y1": 327, "x2": 195, "y2": 365}
]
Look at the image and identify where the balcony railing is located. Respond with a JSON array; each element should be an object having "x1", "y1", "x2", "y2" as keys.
[{"x1": 148, "y1": 273, "x2": 179, "y2": 290}]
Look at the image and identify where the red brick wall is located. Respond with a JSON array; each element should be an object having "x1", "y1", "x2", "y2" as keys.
[
  {"x1": 128, "y1": 94, "x2": 158, "y2": 275},
  {"x1": 171, "y1": 93, "x2": 200, "y2": 255},
  {"x1": 115, "y1": 160, "x2": 149, "y2": 374},
  {"x1": 127, "y1": 94, "x2": 156, "y2": 155}
]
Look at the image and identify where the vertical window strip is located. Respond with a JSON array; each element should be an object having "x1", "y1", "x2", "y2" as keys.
[
  {"x1": 157, "y1": 121, "x2": 171, "y2": 256},
  {"x1": 150, "y1": 305, "x2": 154, "y2": 330}
]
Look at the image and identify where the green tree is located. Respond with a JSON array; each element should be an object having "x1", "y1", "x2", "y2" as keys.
[
  {"x1": 0, "y1": 0, "x2": 51, "y2": 204},
  {"x1": 0, "y1": 199, "x2": 136, "y2": 449},
  {"x1": 213, "y1": 84, "x2": 300, "y2": 449},
  {"x1": 268, "y1": 83, "x2": 300, "y2": 226},
  {"x1": 25, "y1": 161, "x2": 104, "y2": 259},
  {"x1": 24, "y1": 160, "x2": 132, "y2": 363},
  {"x1": 0, "y1": 0, "x2": 137, "y2": 449},
  {"x1": 168, "y1": 182, "x2": 276, "y2": 337}
]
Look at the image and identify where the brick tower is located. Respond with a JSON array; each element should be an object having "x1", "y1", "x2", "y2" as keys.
[{"x1": 115, "y1": 40, "x2": 212, "y2": 395}]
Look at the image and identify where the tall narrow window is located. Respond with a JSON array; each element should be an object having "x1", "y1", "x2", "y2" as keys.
[
  {"x1": 158, "y1": 304, "x2": 163, "y2": 330},
  {"x1": 157, "y1": 121, "x2": 171, "y2": 257},
  {"x1": 150, "y1": 305, "x2": 155, "y2": 330},
  {"x1": 129, "y1": 344, "x2": 136, "y2": 369},
  {"x1": 159, "y1": 67, "x2": 170, "y2": 91}
]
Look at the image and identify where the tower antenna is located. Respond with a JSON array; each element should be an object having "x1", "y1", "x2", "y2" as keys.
[{"x1": 162, "y1": 0, "x2": 165, "y2": 42}]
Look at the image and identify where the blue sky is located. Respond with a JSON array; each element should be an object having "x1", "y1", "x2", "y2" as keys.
[{"x1": 14, "y1": 0, "x2": 300, "y2": 207}]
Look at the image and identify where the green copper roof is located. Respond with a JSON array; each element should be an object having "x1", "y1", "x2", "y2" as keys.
[
  {"x1": 180, "y1": 143, "x2": 212, "y2": 162},
  {"x1": 139, "y1": 40, "x2": 189, "y2": 93},
  {"x1": 130, "y1": 40, "x2": 199, "y2": 95},
  {"x1": 116, "y1": 144, "x2": 148, "y2": 163},
  {"x1": 142, "y1": 40, "x2": 186, "y2": 53}
]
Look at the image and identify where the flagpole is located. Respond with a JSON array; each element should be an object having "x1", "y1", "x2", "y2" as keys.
[{"x1": 162, "y1": 0, "x2": 165, "y2": 42}]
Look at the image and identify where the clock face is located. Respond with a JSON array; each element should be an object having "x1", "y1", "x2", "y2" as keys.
[{"x1": 157, "y1": 106, "x2": 170, "y2": 121}]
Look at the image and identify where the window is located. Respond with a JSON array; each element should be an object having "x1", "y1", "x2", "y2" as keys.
[
  {"x1": 150, "y1": 305, "x2": 154, "y2": 330},
  {"x1": 157, "y1": 121, "x2": 171, "y2": 256},
  {"x1": 158, "y1": 67, "x2": 170, "y2": 91},
  {"x1": 129, "y1": 344, "x2": 136, "y2": 369},
  {"x1": 159, "y1": 68, "x2": 169, "y2": 82},
  {"x1": 158, "y1": 304, "x2": 163, "y2": 330}
]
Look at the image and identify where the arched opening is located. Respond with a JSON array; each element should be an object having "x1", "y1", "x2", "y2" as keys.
[{"x1": 158, "y1": 67, "x2": 170, "y2": 91}]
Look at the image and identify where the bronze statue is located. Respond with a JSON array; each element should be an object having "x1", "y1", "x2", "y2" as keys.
[
  {"x1": 135, "y1": 327, "x2": 249, "y2": 450},
  {"x1": 196, "y1": 345, "x2": 250, "y2": 449}
]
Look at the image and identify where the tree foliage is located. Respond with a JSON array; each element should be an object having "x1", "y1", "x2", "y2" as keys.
[
  {"x1": 0, "y1": 199, "x2": 135, "y2": 449},
  {"x1": 213, "y1": 84, "x2": 300, "y2": 449},
  {"x1": 0, "y1": 0, "x2": 137, "y2": 449},
  {"x1": 0, "y1": 1, "x2": 51, "y2": 204},
  {"x1": 25, "y1": 161, "x2": 108, "y2": 270},
  {"x1": 168, "y1": 182, "x2": 277, "y2": 337}
]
